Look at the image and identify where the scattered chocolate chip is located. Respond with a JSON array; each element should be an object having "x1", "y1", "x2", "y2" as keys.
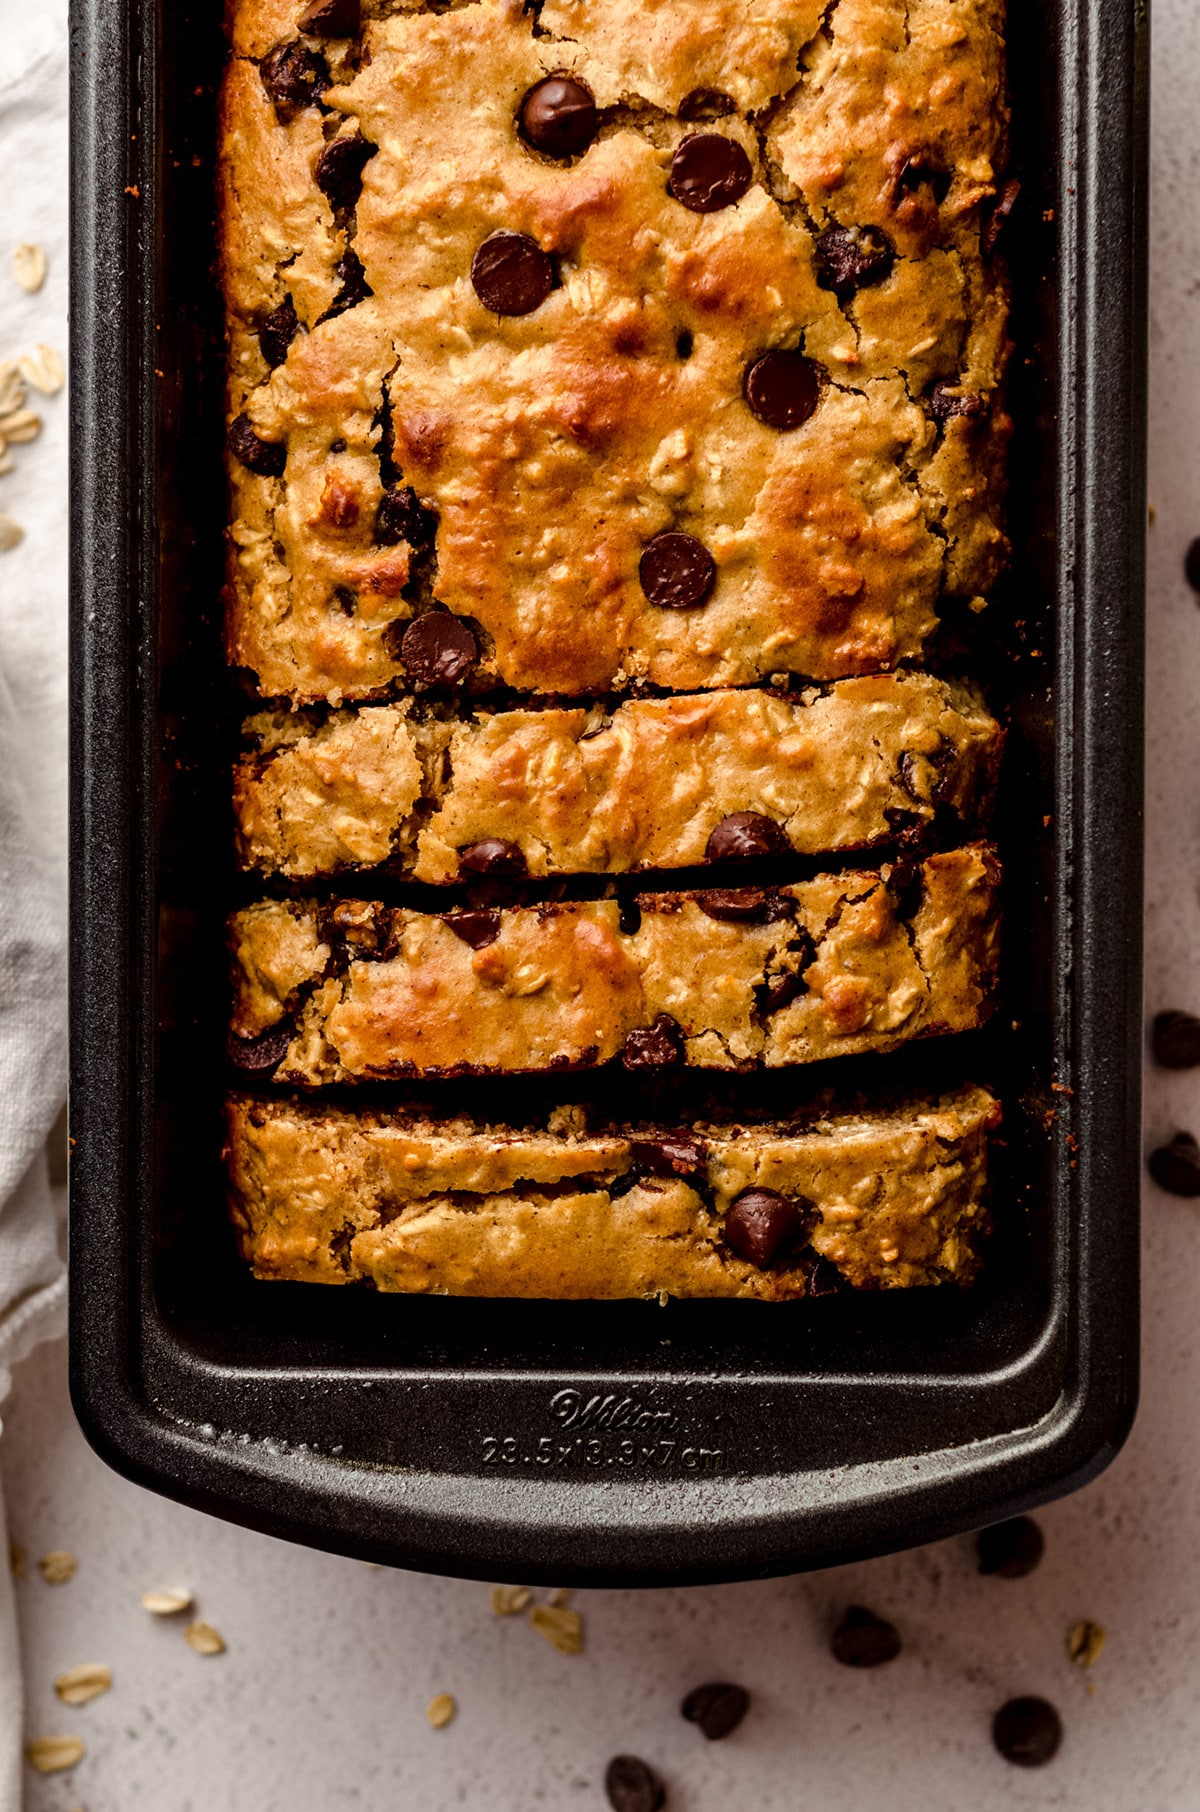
[
  {"x1": 929, "y1": 382, "x2": 988, "y2": 427},
  {"x1": 695, "y1": 888, "x2": 789, "y2": 925},
  {"x1": 630, "y1": 1136, "x2": 706, "y2": 1178},
  {"x1": 324, "y1": 247, "x2": 371, "y2": 317},
  {"x1": 259, "y1": 296, "x2": 300, "y2": 369},
  {"x1": 444, "y1": 911, "x2": 501, "y2": 950},
  {"x1": 315, "y1": 132, "x2": 376, "y2": 211},
  {"x1": 604, "y1": 1755, "x2": 666, "y2": 1812},
  {"x1": 982, "y1": 177, "x2": 1021, "y2": 257},
  {"x1": 1148, "y1": 1131, "x2": 1200, "y2": 1198},
  {"x1": 226, "y1": 1023, "x2": 294, "y2": 1074},
  {"x1": 814, "y1": 223, "x2": 895, "y2": 299},
  {"x1": 807, "y1": 1255, "x2": 845, "y2": 1297},
  {"x1": 639, "y1": 531, "x2": 716, "y2": 610},
  {"x1": 228, "y1": 413, "x2": 287, "y2": 477},
  {"x1": 668, "y1": 133, "x2": 753, "y2": 213},
  {"x1": 470, "y1": 231, "x2": 553, "y2": 316},
  {"x1": 621, "y1": 1015, "x2": 684, "y2": 1071},
  {"x1": 1185, "y1": 537, "x2": 1200, "y2": 592},
  {"x1": 400, "y1": 613, "x2": 478, "y2": 686},
  {"x1": 330, "y1": 437, "x2": 347, "y2": 454},
  {"x1": 725, "y1": 1189, "x2": 807, "y2": 1267},
  {"x1": 893, "y1": 154, "x2": 952, "y2": 206},
  {"x1": 1152, "y1": 1010, "x2": 1200, "y2": 1070},
  {"x1": 681, "y1": 1682, "x2": 749, "y2": 1741},
  {"x1": 617, "y1": 897, "x2": 642, "y2": 936},
  {"x1": 377, "y1": 485, "x2": 437, "y2": 548},
  {"x1": 298, "y1": 0, "x2": 359, "y2": 34},
  {"x1": 261, "y1": 41, "x2": 329, "y2": 119},
  {"x1": 886, "y1": 860, "x2": 923, "y2": 921},
  {"x1": 675, "y1": 328, "x2": 694, "y2": 360},
  {"x1": 830, "y1": 1606, "x2": 902, "y2": 1668},
  {"x1": 457, "y1": 838, "x2": 527, "y2": 879},
  {"x1": 758, "y1": 968, "x2": 807, "y2": 1015},
  {"x1": 992, "y1": 1697, "x2": 1062, "y2": 1768},
  {"x1": 705, "y1": 811, "x2": 789, "y2": 864},
  {"x1": 518, "y1": 76, "x2": 597, "y2": 158},
  {"x1": 897, "y1": 750, "x2": 929, "y2": 803},
  {"x1": 678, "y1": 88, "x2": 737, "y2": 122},
  {"x1": 977, "y1": 1516, "x2": 1045, "y2": 1579},
  {"x1": 744, "y1": 350, "x2": 821, "y2": 431}
]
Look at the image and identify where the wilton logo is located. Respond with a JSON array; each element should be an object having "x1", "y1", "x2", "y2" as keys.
[{"x1": 549, "y1": 1389, "x2": 679, "y2": 1435}]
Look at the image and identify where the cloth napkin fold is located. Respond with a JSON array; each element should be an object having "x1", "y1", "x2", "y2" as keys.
[{"x1": 0, "y1": 0, "x2": 72, "y2": 1803}]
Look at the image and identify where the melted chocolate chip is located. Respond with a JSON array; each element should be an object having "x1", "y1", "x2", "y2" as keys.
[
  {"x1": 1148, "y1": 1131, "x2": 1200, "y2": 1198},
  {"x1": 604, "y1": 1756, "x2": 666, "y2": 1812},
  {"x1": 681, "y1": 1682, "x2": 749, "y2": 1741},
  {"x1": 1151, "y1": 1009, "x2": 1200, "y2": 1070},
  {"x1": 807, "y1": 1255, "x2": 845, "y2": 1297},
  {"x1": 621, "y1": 1015, "x2": 684, "y2": 1071},
  {"x1": 675, "y1": 328, "x2": 694, "y2": 360},
  {"x1": 315, "y1": 132, "x2": 376, "y2": 211},
  {"x1": 324, "y1": 900, "x2": 379, "y2": 950},
  {"x1": 518, "y1": 76, "x2": 597, "y2": 158},
  {"x1": 324, "y1": 247, "x2": 372, "y2": 317},
  {"x1": 725, "y1": 1188, "x2": 807, "y2": 1266},
  {"x1": 982, "y1": 177, "x2": 1021, "y2": 257},
  {"x1": 886, "y1": 861, "x2": 923, "y2": 921},
  {"x1": 259, "y1": 296, "x2": 300, "y2": 369},
  {"x1": 617, "y1": 897, "x2": 642, "y2": 936},
  {"x1": 898, "y1": 750, "x2": 929, "y2": 803},
  {"x1": 228, "y1": 414, "x2": 286, "y2": 477},
  {"x1": 758, "y1": 968, "x2": 807, "y2": 1015},
  {"x1": 376, "y1": 485, "x2": 437, "y2": 548},
  {"x1": 814, "y1": 223, "x2": 895, "y2": 299},
  {"x1": 678, "y1": 88, "x2": 736, "y2": 122},
  {"x1": 444, "y1": 911, "x2": 501, "y2": 950},
  {"x1": 298, "y1": 0, "x2": 359, "y2": 34},
  {"x1": 830, "y1": 1606, "x2": 902, "y2": 1668},
  {"x1": 226, "y1": 1023, "x2": 294, "y2": 1074},
  {"x1": 261, "y1": 41, "x2": 329, "y2": 120},
  {"x1": 639, "y1": 531, "x2": 716, "y2": 609},
  {"x1": 977, "y1": 1516, "x2": 1045, "y2": 1579},
  {"x1": 470, "y1": 231, "x2": 553, "y2": 316},
  {"x1": 457, "y1": 838, "x2": 527, "y2": 879},
  {"x1": 992, "y1": 1697, "x2": 1062, "y2": 1768},
  {"x1": 695, "y1": 888, "x2": 789, "y2": 925},
  {"x1": 399, "y1": 613, "x2": 478, "y2": 686},
  {"x1": 893, "y1": 154, "x2": 952, "y2": 206},
  {"x1": 630, "y1": 1135, "x2": 706, "y2": 1178},
  {"x1": 705, "y1": 811, "x2": 789, "y2": 863},
  {"x1": 668, "y1": 133, "x2": 753, "y2": 213},
  {"x1": 929, "y1": 381, "x2": 988, "y2": 426},
  {"x1": 744, "y1": 349, "x2": 821, "y2": 431}
]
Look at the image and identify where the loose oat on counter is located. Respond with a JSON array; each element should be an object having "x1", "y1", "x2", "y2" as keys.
[
  {"x1": 54, "y1": 1664, "x2": 113, "y2": 1707},
  {"x1": 11, "y1": 243, "x2": 46, "y2": 293},
  {"x1": 38, "y1": 1550, "x2": 76, "y2": 1585}
]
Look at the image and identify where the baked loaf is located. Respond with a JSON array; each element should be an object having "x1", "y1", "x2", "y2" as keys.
[
  {"x1": 234, "y1": 672, "x2": 1002, "y2": 881},
  {"x1": 225, "y1": 1085, "x2": 1000, "y2": 1297},
  {"x1": 221, "y1": 0, "x2": 1011, "y2": 703},
  {"x1": 228, "y1": 845, "x2": 999, "y2": 1083}
]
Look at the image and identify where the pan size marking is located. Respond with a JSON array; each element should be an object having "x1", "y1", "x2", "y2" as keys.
[{"x1": 480, "y1": 1434, "x2": 724, "y2": 1472}]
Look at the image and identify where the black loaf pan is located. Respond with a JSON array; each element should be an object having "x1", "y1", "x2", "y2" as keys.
[{"x1": 68, "y1": 0, "x2": 1148, "y2": 1584}]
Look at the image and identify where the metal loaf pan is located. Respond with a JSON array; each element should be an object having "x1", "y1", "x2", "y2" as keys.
[{"x1": 68, "y1": 0, "x2": 1148, "y2": 1584}]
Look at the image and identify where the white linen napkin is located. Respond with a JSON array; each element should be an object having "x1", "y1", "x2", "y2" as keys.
[{"x1": 0, "y1": 0, "x2": 72, "y2": 1803}]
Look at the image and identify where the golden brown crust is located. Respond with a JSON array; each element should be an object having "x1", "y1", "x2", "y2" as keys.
[
  {"x1": 225, "y1": 1084, "x2": 999, "y2": 1296},
  {"x1": 227, "y1": 844, "x2": 999, "y2": 1081}
]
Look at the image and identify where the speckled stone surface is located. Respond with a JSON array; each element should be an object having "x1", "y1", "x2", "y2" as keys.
[{"x1": 7, "y1": 0, "x2": 1200, "y2": 1805}]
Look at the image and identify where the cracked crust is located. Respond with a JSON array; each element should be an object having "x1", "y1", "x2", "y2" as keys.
[
  {"x1": 225, "y1": 1084, "x2": 1000, "y2": 1295},
  {"x1": 234, "y1": 673, "x2": 1002, "y2": 881},
  {"x1": 228, "y1": 844, "x2": 1000, "y2": 1082},
  {"x1": 220, "y1": 0, "x2": 1011, "y2": 703}
]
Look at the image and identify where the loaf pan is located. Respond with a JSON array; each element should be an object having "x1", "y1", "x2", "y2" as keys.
[{"x1": 68, "y1": 0, "x2": 1147, "y2": 1585}]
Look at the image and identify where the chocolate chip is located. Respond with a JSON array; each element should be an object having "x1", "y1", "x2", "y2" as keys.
[
  {"x1": 226, "y1": 1023, "x2": 294, "y2": 1074},
  {"x1": 315, "y1": 131, "x2": 376, "y2": 211},
  {"x1": 298, "y1": 0, "x2": 359, "y2": 34},
  {"x1": 518, "y1": 76, "x2": 597, "y2": 157},
  {"x1": 830, "y1": 1606, "x2": 902, "y2": 1668},
  {"x1": 982, "y1": 177, "x2": 1021, "y2": 257},
  {"x1": 893, "y1": 155, "x2": 952, "y2": 205},
  {"x1": 470, "y1": 231, "x2": 553, "y2": 316},
  {"x1": 621, "y1": 1015, "x2": 684, "y2": 1071},
  {"x1": 323, "y1": 247, "x2": 372, "y2": 319},
  {"x1": 618, "y1": 897, "x2": 642, "y2": 936},
  {"x1": 725, "y1": 1189, "x2": 806, "y2": 1267},
  {"x1": 332, "y1": 585, "x2": 356, "y2": 615},
  {"x1": 668, "y1": 134, "x2": 753, "y2": 213},
  {"x1": 400, "y1": 614, "x2": 478, "y2": 686},
  {"x1": 807, "y1": 1255, "x2": 845, "y2": 1297},
  {"x1": 678, "y1": 88, "x2": 736, "y2": 122},
  {"x1": 695, "y1": 888, "x2": 788, "y2": 924},
  {"x1": 992, "y1": 1697, "x2": 1062, "y2": 1768},
  {"x1": 259, "y1": 296, "x2": 300, "y2": 369},
  {"x1": 929, "y1": 382, "x2": 988, "y2": 426},
  {"x1": 376, "y1": 485, "x2": 437, "y2": 548},
  {"x1": 261, "y1": 42, "x2": 329, "y2": 120},
  {"x1": 1148, "y1": 1131, "x2": 1200, "y2": 1198},
  {"x1": 229, "y1": 413, "x2": 286, "y2": 477},
  {"x1": 681, "y1": 1682, "x2": 749, "y2": 1741},
  {"x1": 814, "y1": 223, "x2": 895, "y2": 299},
  {"x1": 743, "y1": 350, "x2": 821, "y2": 431},
  {"x1": 675, "y1": 328, "x2": 694, "y2": 360},
  {"x1": 1152, "y1": 1010, "x2": 1200, "y2": 1070},
  {"x1": 977, "y1": 1516, "x2": 1045, "y2": 1579},
  {"x1": 898, "y1": 750, "x2": 928, "y2": 802},
  {"x1": 639, "y1": 531, "x2": 716, "y2": 609},
  {"x1": 705, "y1": 812, "x2": 789, "y2": 864},
  {"x1": 1186, "y1": 537, "x2": 1200, "y2": 592},
  {"x1": 630, "y1": 1136, "x2": 706, "y2": 1178},
  {"x1": 604, "y1": 1756, "x2": 666, "y2": 1812},
  {"x1": 457, "y1": 838, "x2": 527, "y2": 879},
  {"x1": 886, "y1": 861, "x2": 923, "y2": 921},
  {"x1": 444, "y1": 911, "x2": 501, "y2": 950},
  {"x1": 758, "y1": 968, "x2": 807, "y2": 1015},
  {"x1": 324, "y1": 900, "x2": 380, "y2": 950}
]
